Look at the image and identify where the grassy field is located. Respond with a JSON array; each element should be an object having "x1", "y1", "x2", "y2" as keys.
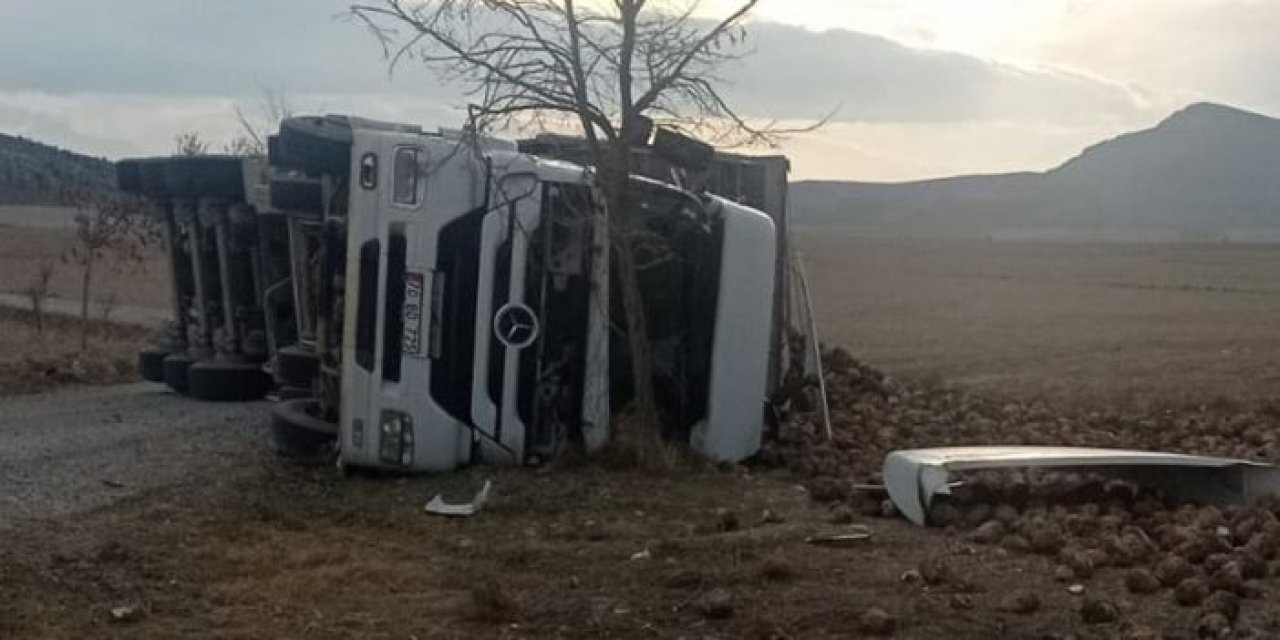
[
  {"x1": 0, "y1": 206, "x2": 165, "y2": 394},
  {"x1": 0, "y1": 206, "x2": 170, "y2": 311},
  {"x1": 800, "y1": 234, "x2": 1280, "y2": 409}
]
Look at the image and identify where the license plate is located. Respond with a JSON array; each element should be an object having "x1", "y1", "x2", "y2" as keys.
[{"x1": 402, "y1": 271, "x2": 425, "y2": 357}]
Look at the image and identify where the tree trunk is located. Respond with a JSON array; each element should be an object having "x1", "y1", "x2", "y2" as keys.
[
  {"x1": 79, "y1": 257, "x2": 93, "y2": 352},
  {"x1": 615, "y1": 228, "x2": 657, "y2": 425},
  {"x1": 30, "y1": 293, "x2": 43, "y2": 334},
  {"x1": 604, "y1": 163, "x2": 658, "y2": 430}
]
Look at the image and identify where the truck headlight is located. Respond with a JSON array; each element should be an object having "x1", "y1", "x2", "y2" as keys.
[{"x1": 378, "y1": 410, "x2": 414, "y2": 466}]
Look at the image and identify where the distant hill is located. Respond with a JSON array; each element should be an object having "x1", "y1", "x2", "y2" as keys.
[
  {"x1": 793, "y1": 103, "x2": 1280, "y2": 239},
  {"x1": 0, "y1": 133, "x2": 116, "y2": 205}
]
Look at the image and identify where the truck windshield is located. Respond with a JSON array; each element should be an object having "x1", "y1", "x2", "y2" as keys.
[{"x1": 623, "y1": 180, "x2": 723, "y2": 439}]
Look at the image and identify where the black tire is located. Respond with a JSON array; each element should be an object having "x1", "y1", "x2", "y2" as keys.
[
  {"x1": 187, "y1": 360, "x2": 272, "y2": 402},
  {"x1": 274, "y1": 344, "x2": 320, "y2": 388},
  {"x1": 138, "y1": 348, "x2": 168, "y2": 383},
  {"x1": 271, "y1": 397, "x2": 338, "y2": 460},
  {"x1": 274, "y1": 116, "x2": 354, "y2": 176},
  {"x1": 163, "y1": 353, "x2": 194, "y2": 394},
  {"x1": 162, "y1": 156, "x2": 249, "y2": 200}
]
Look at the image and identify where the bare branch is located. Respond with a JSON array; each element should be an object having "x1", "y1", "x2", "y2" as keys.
[{"x1": 633, "y1": 0, "x2": 758, "y2": 113}]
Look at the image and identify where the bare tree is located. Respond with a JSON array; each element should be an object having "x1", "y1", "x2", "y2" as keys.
[
  {"x1": 25, "y1": 260, "x2": 56, "y2": 335},
  {"x1": 61, "y1": 187, "x2": 157, "y2": 350},
  {"x1": 174, "y1": 132, "x2": 210, "y2": 156},
  {"x1": 351, "y1": 0, "x2": 808, "y2": 429},
  {"x1": 227, "y1": 90, "x2": 296, "y2": 155},
  {"x1": 222, "y1": 135, "x2": 261, "y2": 157},
  {"x1": 97, "y1": 291, "x2": 119, "y2": 323}
]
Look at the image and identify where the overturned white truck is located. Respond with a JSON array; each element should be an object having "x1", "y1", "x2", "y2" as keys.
[{"x1": 124, "y1": 115, "x2": 781, "y2": 471}]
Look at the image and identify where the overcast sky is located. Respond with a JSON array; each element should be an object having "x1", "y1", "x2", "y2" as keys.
[{"x1": 0, "y1": 0, "x2": 1275, "y2": 181}]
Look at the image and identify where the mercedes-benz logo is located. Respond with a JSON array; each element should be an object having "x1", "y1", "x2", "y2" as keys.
[{"x1": 493, "y1": 302, "x2": 540, "y2": 349}]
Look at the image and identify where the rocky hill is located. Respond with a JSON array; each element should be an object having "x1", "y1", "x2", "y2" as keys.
[
  {"x1": 793, "y1": 103, "x2": 1280, "y2": 239},
  {"x1": 0, "y1": 133, "x2": 115, "y2": 204}
]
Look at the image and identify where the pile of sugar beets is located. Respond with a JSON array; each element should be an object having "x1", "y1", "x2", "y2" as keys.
[{"x1": 770, "y1": 347, "x2": 1280, "y2": 638}]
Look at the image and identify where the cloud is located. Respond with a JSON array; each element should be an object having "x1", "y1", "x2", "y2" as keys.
[
  {"x1": 0, "y1": 1, "x2": 1143, "y2": 125},
  {"x1": 0, "y1": 0, "x2": 451, "y2": 98},
  {"x1": 779, "y1": 115, "x2": 1177, "y2": 181},
  {"x1": 0, "y1": 91, "x2": 463, "y2": 159},
  {"x1": 1040, "y1": 0, "x2": 1280, "y2": 111},
  {"x1": 0, "y1": 1, "x2": 1240, "y2": 180},
  {"x1": 721, "y1": 23, "x2": 1145, "y2": 124}
]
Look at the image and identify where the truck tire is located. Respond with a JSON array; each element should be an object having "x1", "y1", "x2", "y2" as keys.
[
  {"x1": 274, "y1": 344, "x2": 320, "y2": 388},
  {"x1": 138, "y1": 348, "x2": 168, "y2": 383},
  {"x1": 271, "y1": 397, "x2": 338, "y2": 460},
  {"x1": 163, "y1": 353, "x2": 193, "y2": 393},
  {"x1": 187, "y1": 360, "x2": 273, "y2": 402},
  {"x1": 163, "y1": 156, "x2": 248, "y2": 200},
  {"x1": 273, "y1": 116, "x2": 353, "y2": 176}
]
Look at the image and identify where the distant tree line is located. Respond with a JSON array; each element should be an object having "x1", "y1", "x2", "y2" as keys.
[{"x1": 0, "y1": 133, "x2": 115, "y2": 205}]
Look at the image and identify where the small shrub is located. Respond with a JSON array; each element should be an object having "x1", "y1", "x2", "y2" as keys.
[{"x1": 25, "y1": 260, "x2": 55, "y2": 334}]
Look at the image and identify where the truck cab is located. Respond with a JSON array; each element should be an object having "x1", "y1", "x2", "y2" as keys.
[
  {"x1": 269, "y1": 115, "x2": 775, "y2": 471},
  {"x1": 327, "y1": 124, "x2": 609, "y2": 471}
]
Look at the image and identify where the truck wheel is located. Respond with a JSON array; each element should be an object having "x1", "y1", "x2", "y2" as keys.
[
  {"x1": 271, "y1": 397, "x2": 338, "y2": 460},
  {"x1": 274, "y1": 344, "x2": 320, "y2": 388},
  {"x1": 163, "y1": 156, "x2": 248, "y2": 200},
  {"x1": 163, "y1": 353, "x2": 193, "y2": 393},
  {"x1": 187, "y1": 360, "x2": 272, "y2": 402},
  {"x1": 138, "y1": 348, "x2": 168, "y2": 383},
  {"x1": 274, "y1": 116, "x2": 353, "y2": 176}
]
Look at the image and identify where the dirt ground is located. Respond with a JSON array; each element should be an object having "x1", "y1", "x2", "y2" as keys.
[
  {"x1": 6, "y1": 234, "x2": 1280, "y2": 638},
  {"x1": 799, "y1": 234, "x2": 1280, "y2": 410},
  {"x1": 4, "y1": 455, "x2": 1239, "y2": 640}
]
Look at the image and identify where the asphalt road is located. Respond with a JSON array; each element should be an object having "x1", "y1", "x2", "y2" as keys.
[{"x1": 0, "y1": 383, "x2": 269, "y2": 527}]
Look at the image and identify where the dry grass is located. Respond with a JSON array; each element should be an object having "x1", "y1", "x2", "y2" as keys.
[
  {"x1": 0, "y1": 206, "x2": 163, "y2": 394},
  {"x1": 595, "y1": 411, "x2": 694, "y2": 472},
  {"x1": 0, "y1": 207, "x2": 170, "y2": 310},
  {"x1": 801, "y1": 235, "x2": 1280, "y2": 410},
  {"x1": 0, "y1": 306, "x2": 150, "y2": 395}
]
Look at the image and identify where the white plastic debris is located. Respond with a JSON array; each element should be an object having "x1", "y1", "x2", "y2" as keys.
[
  {"x1": 424, "y1": 480, "x2": 493, "y2": 517},
  {"x1": 884, "y1": 446, "x2": 1280, "y2": 526},
  {"x1": 110, "y1": 605, "x2": 137, "y2": 622},
  {"x1": 805, "y1": 525, "x2": 873, "y2": 548},
  {"x1": 630, "y1": 548, "x2": 652, "y2": 561}
]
